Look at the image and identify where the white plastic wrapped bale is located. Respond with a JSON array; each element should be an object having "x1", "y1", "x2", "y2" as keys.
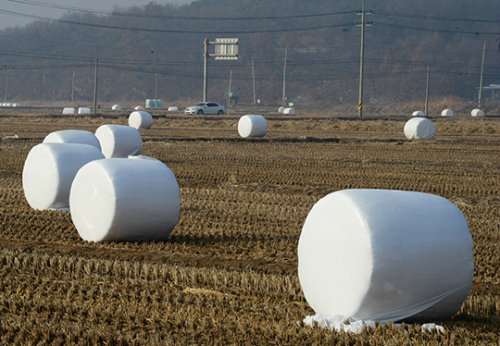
[
  {"x1": 63, "y1": 107, "x2": 76, "y2": 114},
  {"x1": 12, "y1": 103, "x2": 20, "y2": 107},
  {"x1": 43, "y1": 130, "x2": 101, "y2": 151},
  {"x1": 298, "y1": 189, "x2": 473, "y2": 322},
  {"x1": 238, "y1": 115, "x2": 268, "y2": 138},
  {"x1": 278, "y1": 106, "x2": 285, "y2": 113},
  {"x1": 78, "y1": 107, "x2": 91, "y2": 114},
  {"x1": 95, "y1": 124, "x2": 142, "y2": 158},
  {"x1": 22, "y1": 143, "x2": 105, "y2": 210},
  {"x1": 412, "y1": 111, "x2": 425, "y2": 116},
  {"x1": 134, "y1": 105, "x2": 145, "y2": 110},
  {"x1": 441, "y1": 109, "x2": 454, "y2": 116},
  {"x1": 471, "y1": 109, "x2": 484, "y2": 117},
  {"x1": 70, "y1": 158, "x2": 180, "y2": 242},
  {"x1": 112, "y1": 104, "x2": 122, "y2": 110},
  {"x1": 168, "y1": 106, "x2": 179, "y2": 111},
  {"x1": 128, "y1": 111, "x2": 153, "y2": 130},
  {"x1": 284, "y1": 107, "x2": 296, "y2": 114},
  {"x1": 404, "y1": 117, "x2": 436, "y2": 140}
]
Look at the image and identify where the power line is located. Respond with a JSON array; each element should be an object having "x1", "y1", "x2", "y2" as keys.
[
  {"x1": 373, "y1": 10, "x2": 500, "y2": 24},
  {"x1": 0, "y1": 9, "x2": 355, "y2": 34},
  {"x1": 373, "y1": 21, "x2": 500, "y2": 36},
  {"x1": 6, "y1": 0, "x2": 358, "y2": 21}
]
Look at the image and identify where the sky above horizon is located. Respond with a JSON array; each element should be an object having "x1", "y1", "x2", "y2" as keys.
[{"x1": 0, "y1": 0, "x2": 194, "y2": 30}]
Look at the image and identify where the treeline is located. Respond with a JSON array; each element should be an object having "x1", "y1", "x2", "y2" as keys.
[{"x1": 0, "y1": 0, "x2": 499, "y2": 106}]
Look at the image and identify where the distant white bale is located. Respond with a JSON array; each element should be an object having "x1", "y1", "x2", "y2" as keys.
[
  {"x1": 278, "y1": 106, "x2": 285, "y2": 113},
  {"x1": 412, "y1": 111, "x2": 425, "y2": 116},
  {"x1": 168, "y1": 106, "x2": 179, "y2": 111},
  {"x1": 441, "y1": 109, "x2": 454, "y2": 116},
  {"x1": 63, "y1": 107, "x2": 76, "y2": 114},
  {"x1": 95, "y1": 124, "x2": 142, "y2": 158},
  {"x1": 284, "y1": 107, "x2": 296, "y2": 114},
  {"x1": 471, "y1": 109, "x2": 484, "y2": 117},
  {"x1": 70, "y1": 158, "x2": 180, "y2": 242},
  {"x1": 238, "y1": 115, "x2": 268, "y2": 138},
  {"x1": 298, "y1": 189, "x2": 473, "y2": 322},
  {"x1": 5, "y1": 103, "x2": 12, "y2": 107},
  {"x1": 134, "y1": 106, "x2": 145, "y2": 110},
  {"x1": 12, "y1": 103, "x2": 20, "y2": 107},
  {"x1": 43, "y1": 130, "x2": 101, "y2": 151},
  {"x1": 128, "y1": 111, "x2": 153, "y2": 130},
  {"x1": 112, "y1": 104, "x2": 122, "y2": 110},
  {"x1": 404, "y1": 117, "x2": 436, "y2": 140},
  {"x1": 78, "y1": 107, "x2": 91, "y2": 114},
  {"x1": 22, "y1": 143, "x2": 105, "y2": 210}
]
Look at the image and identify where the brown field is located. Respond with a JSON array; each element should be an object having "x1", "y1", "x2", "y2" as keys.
[{"x1": 0, "y1": 110, "x2": 499, "y2": 345}]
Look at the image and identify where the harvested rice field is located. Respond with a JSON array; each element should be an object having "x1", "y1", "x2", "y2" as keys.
[{"x1": 0, "y1": 111, "x2": 499, "y2": 345}]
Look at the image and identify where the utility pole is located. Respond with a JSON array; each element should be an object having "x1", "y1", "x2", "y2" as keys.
[
  {"x1": 478, "y1": 41, "x2": 486, "y2": 109},
  {"x1": 357, "y1": 0, "x2": 371, "y2": 118},
  {"x1": 282, "y1": 47, "x2": 287, "y2": 106},
  {"x1": 203, "y1": 39, "x2": 209, "y2": 102},
  {"x1": 155, "y1": 73, "x2": 158, "y2": 99},
  {"x1": 4, "y1": 69, "x2": 8, "y2": 101},
  {"x1": 425, "y1": 66, "x2": 430, "y2": 116},
  {"x1": 228, "y1": 70, "x2": 232, "y2": 94},
  {"x1": 252, "y1": 60, "x2": 256, "y2": 104},
  {"x1": 93, "y1": 58, "x2": 98, "y2": 114},
  {"x1": 71, "y1": 70, "x2": 75, "y2": 102}
]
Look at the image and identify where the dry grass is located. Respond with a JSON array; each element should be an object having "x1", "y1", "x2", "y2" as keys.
[{"x1": 1, "y1": 112, "x2": 500, "y2": 345}]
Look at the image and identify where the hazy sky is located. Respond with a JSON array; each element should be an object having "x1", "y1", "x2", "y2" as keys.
[{"x1": 0, "y1": 0, "x2": 193, "y2": 30}]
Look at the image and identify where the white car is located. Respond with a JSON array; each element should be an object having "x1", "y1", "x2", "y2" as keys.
[{"x1": 185, "y1": 102, "x2": 226, "y2": 115}]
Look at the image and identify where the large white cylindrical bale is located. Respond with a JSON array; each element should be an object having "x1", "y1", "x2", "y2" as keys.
[
  {"x1": 43, "y1": 130, "x2": 101, "y2": 151},
  {"x1": 168, "y1": 106, "x2": 179, "y2": 111},
  {"x1": 441, "y1": 109, "x2": 454, "y2": 116},
  {"x1": 298, "y1": 189, "x2": 473, "y2": 322},
  {"x1": 95, "y1": 125, "x2": 142, "y2": 158},
  {"x1": 412, "y1": 111, "x2": 425, "y2": 116},
  {"x1": 238, "y1": 115, "x2": 268, "y2": 138},
  {"x1": 128, "y1": 111, "x2": 153, "y2": 130},
  {"x1": 284, "y1": 107, "x2": 296, "y2": 114},
  {"x1": 134, "y1": 105, "x2": 145, "y2": 110},
  {"x1": 404, "y1": 117, "x2": 436, "y2": 140},
  {"x1": 63, "y1": 107, "x2": 76, "y2": 114},
  {"x1": 471, "y1": 109, "x2": 484, "y2": 117},
  {"x1": 278, "y1": 106, "x2": 285, "y2": 113},
  {"x1": 112, "y1": 104, "x2": 122, "y2": 110},
  {"x1": 70, "y1": 158, "x2": 180, "y2": 242},
  {"x1": 78, "y1": 107, "x2": 91, "y2": 114},
  {"x1": 22, "y1": 143, "x2": 105, "y2": 210}
]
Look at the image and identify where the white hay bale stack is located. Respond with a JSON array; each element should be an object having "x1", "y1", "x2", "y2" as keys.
[
  {"x1": 70, "y1": 158, "x2": 180, "y2": 242},
  {"x1": 112, "y1": 104, "x2": 122, "y2": 110},
  {"x1": 412, "y1": 111, "x2": 425, "y2": 116},
  {"x1": 95, "y1": 124, "x2": 142, "y2": 158},
  {"x1": 43, "y1": 130, "x2": 101, "y2": 151},
  {"x1": 134, "y1": 105, "x2": 145, "y2": 110},
  {"x1": 284, "y1": 107, "x2": 296, "y2": 114},
  {"x1": 471, "y1": 109, "x2": 484, "y2": 117},
  {"x1": 238, "y1": 115, "x2": 268, "y2": 138},
  {"x1": 404, "y1": 117, "x2": 436, "y2": 140},
  {"x1": 22, "y1": 143, "x2": 105, "y2": 210},
  {"x1": 63, "y1": 107, "x2": 76, "y2": 114},
  {"x1": 278, "y1": 106, "x2": 285, "y2": 113},
  {"x1": 128, "y1": 111, "x2": 153, "y2": 130},
  {"x1": 298, "y1": 189, "x2": 473, "y2": 322},
  {"x1": 168, "y1": 106, "x2": 179, "y2": 111},
  {"x1": 441, "y1": 109, "x2": 454, "y2": 116},
  {"x1": 78, "y1": 107, "x2": 91, "y2": 114}
]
